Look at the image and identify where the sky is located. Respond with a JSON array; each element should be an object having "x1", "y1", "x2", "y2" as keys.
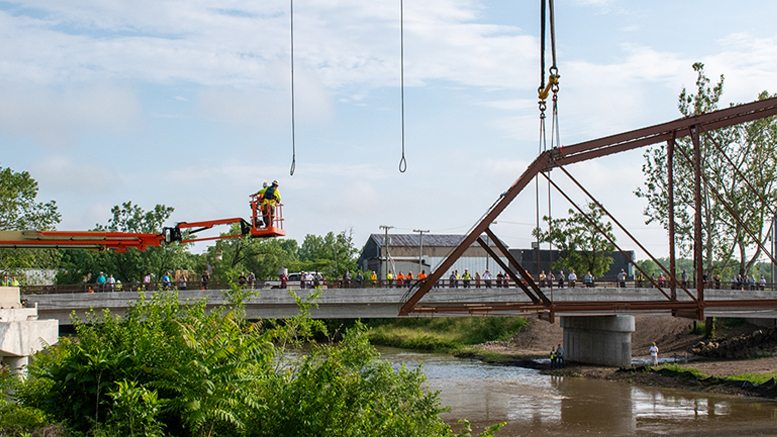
[{"x1": 2, "y1": 0, "x2": 777, "y2": 263}]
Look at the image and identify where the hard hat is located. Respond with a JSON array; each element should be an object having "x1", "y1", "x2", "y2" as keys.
[
  {"x1": 263, "y1": 182, "x2": 269, "y2": 188},
  {"x1": 272, "y1": 179, "x2": 279, "y2": 185}
]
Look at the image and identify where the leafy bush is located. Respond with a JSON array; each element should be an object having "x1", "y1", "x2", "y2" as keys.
[{"x1": 8, "y1": 287, "x2": 500, "y2": 436}]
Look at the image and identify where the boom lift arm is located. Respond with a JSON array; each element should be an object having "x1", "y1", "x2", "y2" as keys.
[{"x1": 0, "y1": 198, "x2": 284, "y2": 252}]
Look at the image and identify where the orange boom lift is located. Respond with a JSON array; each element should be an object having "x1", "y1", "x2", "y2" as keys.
[{"x1": 0, "y1": 196, "x2": 284, "y2": 252}]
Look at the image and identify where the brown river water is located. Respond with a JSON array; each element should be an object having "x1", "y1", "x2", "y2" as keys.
[{"x1": 378, "y1": 347, "x2": 777, "y2": 436}]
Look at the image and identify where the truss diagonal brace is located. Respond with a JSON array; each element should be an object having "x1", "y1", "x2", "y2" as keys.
[
  {"x1": 477, "y1": 236, "x2": 540, "y2": 304},
  {"x1": 483, "y1": 228, "x2": 551, "y2": 306}
]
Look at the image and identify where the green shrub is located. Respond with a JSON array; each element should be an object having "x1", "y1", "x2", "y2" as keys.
[{"x1": 7, "y1": 287, "x2": 501, "y2": 436}]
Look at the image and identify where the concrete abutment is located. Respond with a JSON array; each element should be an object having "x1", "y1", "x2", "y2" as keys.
[{"x1": 560, "y1": 315, "x2": 635, "y2": 367}]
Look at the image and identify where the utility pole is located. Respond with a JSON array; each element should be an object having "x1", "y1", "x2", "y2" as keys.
[
  {"x1": 413, "y1": 229, "x2": 429, "y2": 275},
  {"x1": 380, "y1": 225, "x2": 394, "y2": 283}
]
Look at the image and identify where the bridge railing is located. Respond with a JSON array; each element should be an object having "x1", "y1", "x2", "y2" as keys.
[{"x1": 20, "y1": 278, "x2": 777, "y2": 294}]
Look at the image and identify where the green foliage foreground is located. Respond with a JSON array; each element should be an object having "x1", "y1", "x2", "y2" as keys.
[{"x1": 1, "y1": 288, "x2": 503, "y2": 437}]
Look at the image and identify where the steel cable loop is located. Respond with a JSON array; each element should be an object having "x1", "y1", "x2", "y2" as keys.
[
  {"x1": 398, "y1": 0, "x2": 407, "y2": 173},
  {"x1": 289, "y1": 0, "x2": 297, "y2": 176}
]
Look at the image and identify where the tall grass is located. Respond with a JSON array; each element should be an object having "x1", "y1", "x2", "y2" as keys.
[{"x1": 356, "y1": 317, "x2": 528, "y2": 352}]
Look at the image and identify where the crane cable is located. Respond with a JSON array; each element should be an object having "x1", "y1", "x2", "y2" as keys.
[
  {"x1": 398, "y1": 0, "x2": 407, "y2": 173},
  {"x1": 537, "y1": 0, "x2": 560, "y2": 282},
  {"x1": 289, "y1": 0, "x2": 297, "y2": 176}
]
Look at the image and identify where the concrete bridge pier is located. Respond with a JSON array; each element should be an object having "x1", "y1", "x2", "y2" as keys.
[
  {"x1": 0, "y1": 287, "x2": 59, "y2": 374},
  {"x1": 560, "y1": 315, "x2": 635, "y2": 367}
]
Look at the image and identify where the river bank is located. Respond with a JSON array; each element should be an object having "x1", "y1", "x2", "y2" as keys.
[{"x1": 459, "y1": 315, "x2": 777, "y2": 399}]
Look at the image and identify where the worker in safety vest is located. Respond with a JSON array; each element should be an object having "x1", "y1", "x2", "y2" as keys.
[
  {"x1": 251, "y1": 182, "x2": 269, "y2": 227},
  {"x1": 462, "y1": 269, "x2": 471, "y2": 288},
  {"x1": 418, "y1": 270, "x2": 427, "y2": 281},
  {"x1": 261, "y1": 180, "x2": 281, "y2": 227},
  {"x1": 405, "y1": 271, "x2": 413, "y2": 286},
  {"x1": 396, "y1": 272, "x2": 404, "y2": 288}
]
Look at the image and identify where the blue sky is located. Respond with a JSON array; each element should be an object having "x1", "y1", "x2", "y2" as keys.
[{"x1": 2, "y1": 0, "x2": 777, "y2": 260}]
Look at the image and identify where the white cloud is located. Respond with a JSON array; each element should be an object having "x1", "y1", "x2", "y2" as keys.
[
  {"x1": 0, "y1": 82, "x2": 142, "y2": 147},
  {"x1": 30, "y1": 156, "x2": 119, "y2": 193}
]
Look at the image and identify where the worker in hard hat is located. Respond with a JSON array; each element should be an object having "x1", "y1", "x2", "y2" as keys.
[
  {"x1": 261, "y1": 180, "x2": 281, "y2": 227},
  {"x1": 251, "y1": 182, "x2": 269, "y2": 227}
]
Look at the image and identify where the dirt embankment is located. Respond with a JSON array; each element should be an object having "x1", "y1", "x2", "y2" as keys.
[{"x1": 469, "y1": 315, "x2": 777, "y2": 395}]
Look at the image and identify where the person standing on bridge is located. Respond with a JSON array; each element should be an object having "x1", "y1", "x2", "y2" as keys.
[
  {"x1": 396, "y1": 272, "x2": 404, "y2": 288},
  {"x1": 201, "y1": 271, "x2": 210, "y2": 290},
  {"x1": 617, "y1": 269, "x2": 627, "y2": 288},
  {"x1": 462, "y1": 269, "x2": 471, "y2": 288},
  {"x1": 649, "y1": 342, "x2": 659, "y2": 366},
  {"x1": 475, "y1": 270, "x2": 481, "y2": 288},
  {"x1": 371, "y1": 271, "x2": 377, "y2": 288},
  {"x1": 97, "y1": 272, "x2": 106, "y2": 292},
  {"x1": 583, "y1": 271, "x2": 593, "y2": 288},
  {"x1": 681, "y1": 269, "x2": 688, "y2": 288},
  {"x1": 404, "y1": 271, "x2": 413, "y2": 287},
  {"x1": 483, "y1": 270, "x2": 491, "y2": 288},
  {"x1": 557, "y1": 271, "x2": 564, "y2": 288},
  {"x1": 279, "y1": 271, "x2": 288, "y2": 289},
  {"x1": 568, "y1": 270, "x2": 577, "y2": 288}
]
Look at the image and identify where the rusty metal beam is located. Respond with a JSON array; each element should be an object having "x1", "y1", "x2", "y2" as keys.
[
  {"x1": 700, "y1": 125, "x2": 777, "y2": 226},
  {"x1": 407, "y1": 298, "x2": 777, "y2": 317},
  {"x1": 399, "y1": 96, "x2": 777, "y2": 316},
  {"x1": 556, "y1": 96, "x2": 777, "y2": 163},
  {"x1": 673, "y1": 133, "x2": 777, "y2": 269},
  {"x1": 483, "y1": 227, "x2": 551, "y2": 305},
  {"x1": 556, "y1": 166, "x2": 698, "y2": 302},
  {"x1": 476, "y1": 236, "x2": 540, "y2": 304},
  {"x1": 692, "y1": 126, "x2": 704, "y2": 314},
  {"x1": 668, "y1": 136, "x2": 677, "y2": 301},
  {"x1": 399, "y1": 152, "x2": 554, "y2": 315},
  {"x1": 542, "y1": 173, "x2": 674, "y2": 301}
]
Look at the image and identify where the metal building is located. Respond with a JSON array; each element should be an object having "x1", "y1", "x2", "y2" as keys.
[{"x1": 357, "y1": 234, "x2": 509, "y2": 279}]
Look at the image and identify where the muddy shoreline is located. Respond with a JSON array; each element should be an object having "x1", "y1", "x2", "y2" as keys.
[
  {"x1": 456, "y1": 349, "x2": 777, "y2": 398},
  {"x1": 458, "y1": 315, "x2": 777, "y2": 399}
]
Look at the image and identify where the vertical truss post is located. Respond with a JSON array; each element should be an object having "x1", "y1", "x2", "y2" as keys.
[
  {"x1": 668, "y1": 136, "x2": 677, "y2": 301},
  {"x1": 692, "y1": 126, "x2": 704, "y2": 317}
]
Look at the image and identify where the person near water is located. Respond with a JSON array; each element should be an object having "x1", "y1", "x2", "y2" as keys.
[{"x1": 649, "y1": 342, "x2": 659, "y2": 366}]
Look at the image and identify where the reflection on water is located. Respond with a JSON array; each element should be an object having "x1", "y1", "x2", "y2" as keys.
[{"x1": 378, "y1": 346, "x2": 777, "y2": 436}]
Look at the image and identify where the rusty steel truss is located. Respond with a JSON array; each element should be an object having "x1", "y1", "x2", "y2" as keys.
[{"x1": 399, "y1": 96, "x2": 777, "y2": 320}]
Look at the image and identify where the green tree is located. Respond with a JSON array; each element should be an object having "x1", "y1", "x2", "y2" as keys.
[
  {"x1": 0, "y1": 164, "x2": 61, "y2": 278},
  {"x1": 206, "y1": 225, "x2": 300, "y2": 281},
  {"x1": 635, "y1": 63, "x2": 777, "y2": 278},
  {"x1": 533, "y1": 203, "x2": 616, "y2": 278},
  {"x1": 298, "y1": 230, "x2": 359, "y2": 279},
  {"x1": 0, "y1": 165, "x2": 60, "y2": 231}
]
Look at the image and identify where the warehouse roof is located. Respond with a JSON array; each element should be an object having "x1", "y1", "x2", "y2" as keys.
[{"x1": 368, "y1": 234, "x2": 503, "y2": 248}]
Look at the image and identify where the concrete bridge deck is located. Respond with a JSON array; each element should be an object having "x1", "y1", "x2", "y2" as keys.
[{"x1": 22, "y1": 286, "x2": 777, "y2": 325}]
